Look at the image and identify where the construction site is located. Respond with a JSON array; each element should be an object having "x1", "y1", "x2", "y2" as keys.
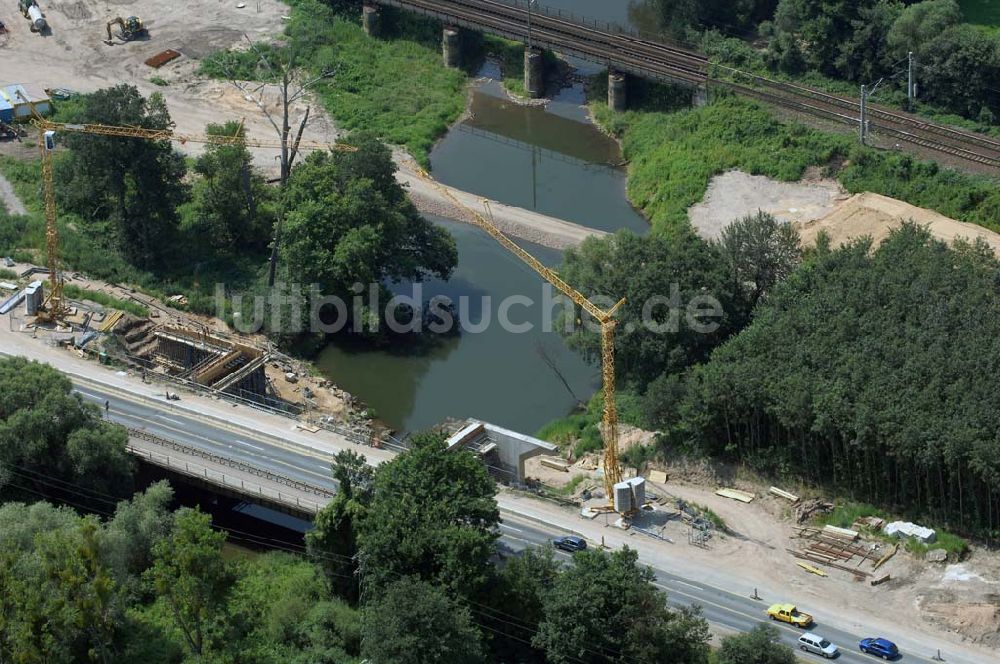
[{"x1": 0, "y1": 1, "x2": 998, "y2": 658}]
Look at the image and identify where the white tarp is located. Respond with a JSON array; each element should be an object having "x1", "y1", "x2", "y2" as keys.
[{"x1": 884, "y1": 520, "x2": 936, "y2": 544}]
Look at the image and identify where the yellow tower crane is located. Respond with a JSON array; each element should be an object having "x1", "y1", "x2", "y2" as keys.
[
  {"x1": 29, "y1": 117, "x2": 356, "y2": 321},
  {"x1": 415, "y1": 168, "x2": 627, "y2": 506},
  {"x1": 30, "y1": 118, "x2": 628, "y2": 510}
]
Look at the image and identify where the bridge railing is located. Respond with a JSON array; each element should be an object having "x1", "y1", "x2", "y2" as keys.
[{"x1": 127, "y1": 427, "x2": 334, "y2": 513}]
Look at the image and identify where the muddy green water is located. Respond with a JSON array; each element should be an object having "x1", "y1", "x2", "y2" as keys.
[{"x1": 315, "y1": 77, "x2": 648, "y2": 435}]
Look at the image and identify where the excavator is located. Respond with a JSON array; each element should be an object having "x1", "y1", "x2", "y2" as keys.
[{"x1": 104, "y1": 16, "x2": 145, "y2": 45}]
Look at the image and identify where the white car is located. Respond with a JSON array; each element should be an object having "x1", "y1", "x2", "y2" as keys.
[{"x1": 798, "y1": 632, "x2": 839, "y2": 658}]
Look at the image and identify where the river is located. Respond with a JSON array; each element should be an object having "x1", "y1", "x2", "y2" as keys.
[{"x1": 315, "y1": 53, "x2": 648, "y2": 436}]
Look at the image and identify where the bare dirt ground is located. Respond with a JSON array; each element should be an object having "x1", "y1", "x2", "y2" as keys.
[
  {"x1": 0, "y1": 1, "x2": 321, "y2": 152},
  {"x1": 688, "y1": 170, "x2": 1000, "y2": 259},
  {"x1": 688, "y1": 169, "x2": 848, "y2": 240},
  {"x1": 527, "y1": 421, "x2": 1000, "y2": 649},
  {"x1": 0, "y1": 173, "x2": 27, "y2": 215},
  {"x1": 796, "y1": 192, "x2": 1000, "y2": 256},
  {"x1": 0, "y1": 0, "x2": 595, "y2": 248}
]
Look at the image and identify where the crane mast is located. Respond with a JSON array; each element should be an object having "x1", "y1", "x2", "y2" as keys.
[{"x1": 30, "y1": 119, "x2": 628, "y2": 509}]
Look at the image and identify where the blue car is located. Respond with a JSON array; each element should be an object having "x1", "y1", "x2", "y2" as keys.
[
  {"x1": 859, "y1": 637, "x2": 899, "y2": 660},
  {"x1": 552, "y1": 535, "x2": 587, "y2": 552}
]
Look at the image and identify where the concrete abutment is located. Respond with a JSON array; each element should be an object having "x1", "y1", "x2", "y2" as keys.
[
  {"x1": 524, "y1": 47, "x2": 544, "y2": 98},
  {"x1": 442, "y1": 27, "x2": 461, "y2": 68},
  {"x1": 608, "y1": 71, "x2": 627, "y2": 112},
  {"x1": 362, "y1": 3, "x2": 379, "y2": 37}
]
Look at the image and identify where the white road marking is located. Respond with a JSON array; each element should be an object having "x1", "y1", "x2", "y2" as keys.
[
  {"x1": 500, "y1": 524, "x2": 524, "y2": 533},
  {"x1": 236, "y1": 440, "x2": 264, "y2": 451}
]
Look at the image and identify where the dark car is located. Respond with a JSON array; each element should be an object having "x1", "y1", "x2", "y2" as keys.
[
  {"x1": 859, "y1": 638, "x2": 899, "y2": 660},
  {"x1": 552, "y1": 535, "x2": 587, "y2": 552}
]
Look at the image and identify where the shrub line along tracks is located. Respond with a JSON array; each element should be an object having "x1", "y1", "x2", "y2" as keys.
[{"x1": 377, "y1": 0, "x2": 1000, "y2": 171}]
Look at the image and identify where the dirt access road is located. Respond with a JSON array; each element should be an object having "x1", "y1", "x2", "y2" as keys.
[{"x1": 0, "y1": 0, "x2": 601, "y2": 248}]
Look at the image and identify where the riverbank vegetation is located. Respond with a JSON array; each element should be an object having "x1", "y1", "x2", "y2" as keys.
[
  {"x1": 556, "y1": 220, "x2": 1000, "y2": 539},
  {"x1": 200, "y1": 0, "x2": 468, "y2": 166},
  {"x1": 0, "y1": 85, "x2": 457, "y2": 348},
  {"x1": 592, "y1": 92, "x2": 1000, "y2": 237},
  {"x1": 642, "y1": 0, "x2": 1000, "y2": 132},
  {"x1": 0, "y1": 358, "x2": 741, "y2": 664}
]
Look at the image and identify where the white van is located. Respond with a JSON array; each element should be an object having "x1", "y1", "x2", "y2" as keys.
[{"x1": 798, "y1": 632, "x2": 839, "y2": 658}]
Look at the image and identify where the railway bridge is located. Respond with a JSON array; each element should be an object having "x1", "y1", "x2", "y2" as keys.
[
  {"x1": 367, "y1": 0, "x2": 709, "y2": 108},
  {"x1": 364, "y1": 0, "x2": 1000, "y2": 169}
]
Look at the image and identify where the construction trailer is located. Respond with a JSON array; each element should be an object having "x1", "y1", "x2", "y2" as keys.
[{"x1": 1, "y1": 84, "x2": 51, "y2": 119}]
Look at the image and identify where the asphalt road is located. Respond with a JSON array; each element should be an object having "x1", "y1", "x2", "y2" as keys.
[{"x1": 73, "y1": 376, "x2": 949, "y2": 664}]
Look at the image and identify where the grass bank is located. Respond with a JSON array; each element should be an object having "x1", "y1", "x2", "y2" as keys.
[
  {"x1": 590, "y1": 89, "x2": 1000, "y2": 236},
  {"x1": 201, "y1": 0, "x2": 468, "y2": 166},
  {"x1": 961, "y1": 0, "x2": 1000, "y2": 34},
  {"x1": 63, "y1": 284, "x2": 149, "y2": 317},
  {"x1": 818, "y1": 501, "x2": 969, "y2": 558}
]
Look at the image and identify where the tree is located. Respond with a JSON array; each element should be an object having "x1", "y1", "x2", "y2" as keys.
[
  {"x1": 534, "y1": 547, "x2": 710, "y2": 664},
  {"x1": 224, "y1": 552, "x2": 361, "y2": 663},
  {"x1": 102, "y1": 481, "x2": 174, "y2": 588},
  {"x1": 306, "y1": 450, "x2": 374, "y2": 602},
  {"x1": 190, "y1": 121, "x2": 275, "y2": 252},
  {"x1": 146, "y1": 508, "x2": 232, "y2": 657},
  {"x1": 886, "y1": 1, "x2": 1000, "y2": 119},
  {"x1": 360, "y1": 577, "x2": 484, "y2": 664},
  {"x1": 557, "y1": 229, "x2": 736, "y2": 389},
  {"x1": 356, "y1": 432, "x2": 499, "y2": 598},
  {"x1": 718, "y1": 624, "x2": 796, "y2": 664},
  {"x1": 57, "y1": 84, "x2": 187, "y2": 267},
  {"x1": 221, "y1": 39, "x2": 335, "y2": 286},
  {"x1": 0, "y1": 357, "x2": 134, "y2": 506},
  {"x1": 0, "y1": 513, "x2": 127, "y2": 663},
  {"x1": 717, "y1": 210, "x2": 801, "y2": 313},
  {"x1": 480, "y1": 547, "x2": 559, "y2": 663},
  {"x1": 680, "y1": 224, "x2": 1000, "y2": 534},
  {"x1": 834, "y1": 0, "x2": 902, "y2": 82},
  {"x1": 281, "y1": 133, "x2": 457, "y2": 331}
]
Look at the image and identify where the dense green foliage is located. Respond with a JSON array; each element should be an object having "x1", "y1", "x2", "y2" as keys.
[
  {"x1": 559, "y1": 229, "x2": 739, "y2": 385},
  {"x1": 356, "y1": 431, "x2": 499, "y2": 597},
  {"x1": 717, "y1": 624, "x2": 796, "y2": 664},
  {"x1": 361, "y1": 577, "x2": 485, "y2": 663},
  {"x1": 670, "y1": 226, "x2": 1000, "y2": 536},
  {"x1": 201, "y1": 0, "x2": 468, "y2": 165},
  {"x1": 188, "y1": 122, "x2": 276, "y2": 252},
  {"x1": 594, "y1": 94, "x2": 1000, "y2": 236},
  {"x1": 56, "y1": 85, "x2": 188, "y2": 268},
  {"x1": 0, "y1": 357, "x2": 134, "y2": 505},
  {"x1": 646, "y1": 0, "x2": 1000, "y2": 125},
  {"x1": 281, "y1": 133, "x2": 457, "y2": 331},
  {"x1": 534, "y1": 547, "x2": 710, "y2": 664}
]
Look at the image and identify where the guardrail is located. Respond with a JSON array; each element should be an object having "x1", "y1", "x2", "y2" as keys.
[{"x1": 127, "y1": 427, "x2": 335, "y2": 512}]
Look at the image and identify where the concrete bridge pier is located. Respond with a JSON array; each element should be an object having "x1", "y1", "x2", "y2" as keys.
[
  {"x1": 524, "y1": 47, "x2": 544, "y2": 98},
  {"x1": 443, "y1": 27, "x2": 461, "y2": 68},
  {"x1": 362, "y1": 3, "x2": 380, "y2": 37},
  {"x1": 608, "y1": 71, "x2": 627, "y2": 112},
  {"x1": 693, "y1": 84, "x2": 709, "y2": 108}
]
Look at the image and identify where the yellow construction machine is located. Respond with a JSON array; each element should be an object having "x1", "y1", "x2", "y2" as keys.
[{"x1": 104, "y1": 16, "x2": 145, "y2": 45}]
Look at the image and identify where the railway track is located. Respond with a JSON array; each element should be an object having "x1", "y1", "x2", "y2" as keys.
[{"x1": 378, "y1": 0, "x2": 1000, "y2": 171}]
